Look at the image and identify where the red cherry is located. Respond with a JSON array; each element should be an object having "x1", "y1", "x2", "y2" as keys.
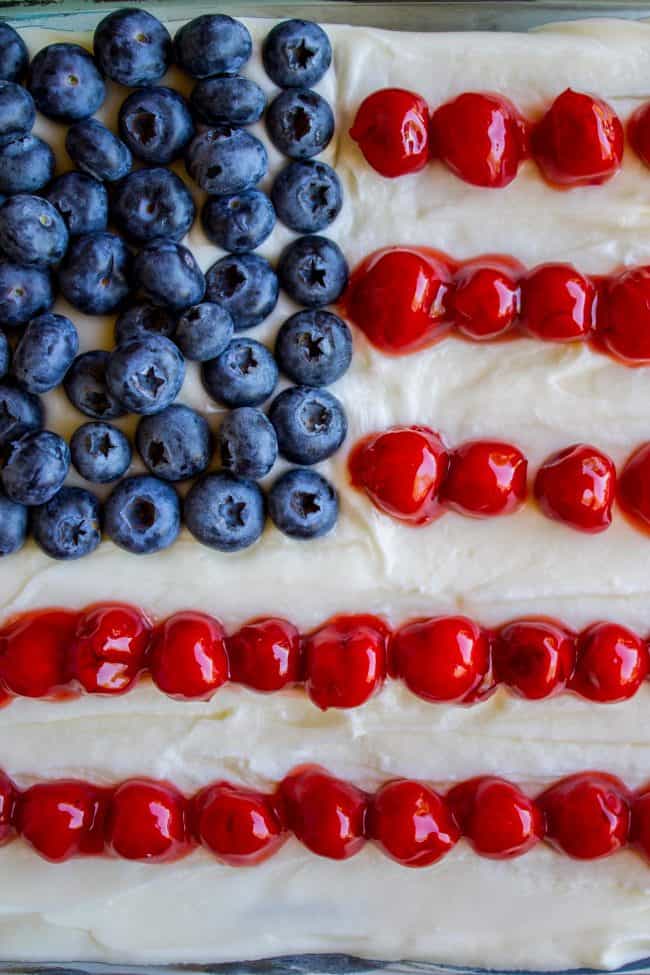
[
  {"x1": 631, "y1": 786, "x2": 650, "y2": 860},
  {"x1": 369, "y1": 779, "x2": 459, "y2": 867},
  {"x1": 279, "y1": 766, "x2": 367, "y2": 860},
  {"x1": 0, "y1": 609, "x2": 77, "y2": 698},
  {"x1": 534, "y1": 443, "x2": 616, "y2": 533},
  {"x1": 448, "y1": 777, "x2": 544, "y2": 858},
  {"x1": 194, "y1": 782, "x2": 285, "y2": 866},
  {"x1": 349, "y1": 88, "x2": 430, "y2": 178},
  {"x1": 106, "y1": 779, "x2": 191, "y2": 862},
  {"x1": 452, "y1": 260, "x2": 521, "y2": 340},
  {"x1": 442, "y1": 440, "x2": 528, "y2": 518},
  {"x1": 17, "y1": 780, "x2": 108, "y2": 862},
  {"x1": 391, "y1": 616, "x2": 490, "y2": 703},
  {"x1": 619, "y1": 443, "x2": 650, "y2": 532},
  {"x1": 149, "y1": 612, "x2": 229, "y2": 701},
  {"x1": 599, "y1": 267, "x2": 650, "y2": 364},
  {"x1": 304, "y1": 614, "x2": 388, "y2": 710},
  {"x1": 430, "y1": 92, "x2": 528, "y2": 188},
  {"x1": 539, "y1": 772, "x2": 630, "y2": 859},
  {"x1": 68, "y1": 603, "x2": 151, "y2": 695},
  {"x1": 0, "y1": 769, "x2": 16, "y2": 844},
  {"x1": 344, "y1": 248, "x2": 454, "y2": 355},
  {"x1": 521, "y1": 264, "x2": 595, "y2": 342},
  {"x1": 493, "y1": 618, "x2": 576, "y2": 699},
  {"x1": 628, "y1": 102, "x2": 650, "y2": 169},
  {"x1": 569, "y1": 622, "x2": 648, "y2": 703},
  {"x1": 348, "y1": 426, "x2": 449, "y2": 525},
  {"x1": 531, "y1": 88, "x2": 623, "y2": 187},
  {"x1": 228, "y1": 617, "x2": 301, "y2": 692}
]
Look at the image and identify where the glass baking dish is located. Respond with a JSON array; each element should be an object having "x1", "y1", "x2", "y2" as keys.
[{"x1": 0, "y1": 2, "x2": 649, "y2": 974}]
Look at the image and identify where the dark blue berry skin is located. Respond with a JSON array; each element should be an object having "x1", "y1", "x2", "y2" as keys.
[
  {"x1": 65, "y1": 119, "x2": 132, "y2": 183},
  {"x1": 278, "y1": 235, "x2": 348, "y2": 308},
  {"x1": 2, "y1": 429, "x2": 70, "y2": 506},
  {"x1": 266, "y1": 89, "x2": 334, "y2": 160},
  {"x1": 70, "y1": 421, "x2": 131, "y2": 484},
  {"x1": 119, "y1": 87, "x2": 194, "y2": 165},
  {"x1": 106, "y1": 335, "x2": 185, "y2": 416},
  {"x1": 94, "y1": 9, "x2": 172, "y2": 88},
  {"x1": 105, "y1": 473, "x2": 180, "y2": 554},
  {"x1": 0, "y1": 195, "x2": 69, "y2": 267},
  {"x1": 275, "y1": 310, "x2": 352, "y2": 387},
  {"x1": 202, "y1": 337, "x2": 278, "y2": 408},
  {"x1": 201, "y1": 190, "x2": 275, "y2": 255},
  {"x1": 136, "y1": 404, "x2": 211, "y2": 482},
  {"x1": 268, "y1": 467, "x2": 338, "y2": 539},
  {"x1": 218, "y1": 407, "x2": 278, "y2": 479},
  {"x1": 0, "y1": 23, "x2": 28, "y2": 83},
  {"x1": 0, "y1": 82, "x2": 34, "y2": 147},
  {"x1": 269, "y1": 385, "x2": 347, "y2": 464},
  {"x1": 111, "y1": 167, "x2": 195, "y2": 244},
  {"x1": 64, "y1": 350, "x2": 126, "y2": 421},
  {"x1": 13, "y1": 313, "x2": 78, "y2": 394},
  {"x1": 27, "y1": 44, "x2": 105, "y2": 122},
  {"x1": 0, "y1": 383, "x2": 42, "y2": 446},
  {"x1": 0, "y1": 135, "x2": 55, "y2": 194},
  {"x1": 0, "y1": 489, "x2": 27, "y2": 554},
  {"x1": 58, "y1": 232, "x2": 131, "y2": 315},
  {"x1": 205, "y1": 253, "x2": 278, "y2": 331},
  {"x1": 184, "y1": 472, "x2": 265, "y2": 552},
  {"x1": 0, "y1": 331, "x2": 9, "y2": 378},
  {"x1": 263, "y1": 20, "x2": 332, "y2": 89},
  {"x1": 0, "y1": 261, "x2": 53, "y2": 326},
  {"x1": 32, "y1": 486, "x2": 101, "y2": 560},
  {"x1": 175, "y1": 302, "x2": 233, "y2": 362},
  {"x1": 134, "y1": 239, "x2": 205, "y2": 312},
  {"x1": 174, "y1": 15, "x2": 251, "y2": 79},
  {"x1": 45, "y1": 172, "x2": 109, "y2": 237},
  {"x1": 272, "y1": 160, "x2": 342, "y2": 234},
  {"x1": 185, "y1": 126, "x2": 267, "y2": 197},
  {"x1": 190, "y1": 76, "x2": 265, "y2": 127},
  {"x1": 114, "y1": 302, "x2": 176, "y2": 345}
]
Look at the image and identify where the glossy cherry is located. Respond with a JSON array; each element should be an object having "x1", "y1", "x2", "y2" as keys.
[
  {"x1": 619, "y1": 443, "x2": 650, "y2": 532},
  {"x1": 493, "y1": 618, "x2": 576, "y2": 699},
  {"x1": 452, "y1": 260, "x2": 521, "y2": 340},
  {"x1": 0, "y1": 770, "x2": 16, "y2": 844},
  {"x1": 0, "y1": 609, "x2": 77, "y2": 698},
  {"x1": 149, "y1": 612, "x2": 229, "y2": 700},
  {"x1": 391, "y1": 615, "x2": 490, "y2": 703},
  {"x1": 67, "y1": 603, "x2": 152, "y2": 695},
  {"x1": 106, "y1": 779, "x2": 191, "y2": 862},
  {"x1": 569, "y1": 622, "x2": 649, "y2": 703},
  {"x1": 534, "y1": 443, "x2": 616, "y2": 533},
  {"x1": 628, "y1": 102, "x2": 650, "y2": 169},
  {"x1": 228, "y1": 617, "x2": 301, "y2": 693},
  {"x1": 521, "y1": 263, "x2": 595, "y2": 341},
  {"x1": 349, "y1": 88, "x2": 430, "y2": 178},
  {"x1": 304, "y1": 614, "x2": 388, "y2": 710},
  {"x1": 442, "y1": 440, "x2": 528, "y2": 517},
  {"x1": 369, "y1": 779, "x2": 459, "y2": 867},
  {"x1": 17, "y1": 780, "x2": 107, "y2": 862},
  {"x1": 279, "y1": 766, "x2": 367, "y2": 860},
  {"x1": 194, "y1": 782, "x2": 286, "y2": 866},
  {"x1": 448, "y1": 776, "x2": 544, "y2": 858},
  {"x1": 539, "y1": 772, "x2": 630, "y2": 859},
  {"x1": 598, "y1": 267, "x2": 650, "y2": 364}
]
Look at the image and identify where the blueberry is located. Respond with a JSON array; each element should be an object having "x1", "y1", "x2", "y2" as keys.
[
  {"x1": 134, "y1": 239, "x2": 205, "y2": 312},
  {"x1": 0, "y1": 383, "x2": 42, "y2": 446},
  {"x1": 0, "y1": 23, "x2": 28, "y2": 83},
  {"x1": 175, "y1": 302, "x2": 233, "y2": 361},
  {"x1": 278, "y1": 235, "x2": 348, "y2": 307},
  {"x1": 27, "y1": 43, "x2": 105, "y2": 122},
  {"x1": 64, "y1": 350, "x2": 126, "y2": 420},
  {"x1": 94, "y1": 9, "x2": 172, "y2": 87},
  {"x1": 114, "y1": 302, "x2": 177, "y2": 345},
  {"x1": 0, "y1": 195, "x2": 68, "y2": 267},
  {"x1": 0, "y1": 81, "x2": 34, "y2": 147},
  {"x1": 202, "y1": 337, "x2": 277, "y2": 408},
  {"x1": 119, "y1": 87, "x2": 193, "y2": 165},
  {"x1": 190, "y1": 76, "x2": 265, "y2": 127},
  {"x1": 2, "y1": 429, "x2": 70, "y2": 506},
  {"x1": 0, "y1": 261, "x2": 53, "y2": 326},
  {"x1": 268, "y1": 467, "x2": 338, "y2": 539},
  {"x1": 136, "y1": 404, "x2": 211, "y2": 482},
  {"x1": 205, "y1": 253, "x2": 278, "y2": 330},
  {"x1": 275, "y1": 310, "x2": 352, "y2": 386},
  {"x1": 0, "y1": 135, "x2": 54, "y2": 194},
  {"x1": 174, "y1": 15, "x2": 251, "y2": 79},
  {"x1": 184, "y1": 472, "x2": 265, "y2": 552},
  {"x1": 269, "y1": 385, "x2": 347, "y2": 464},
  {"x1": 201, "y1": 190, "x2": 275, "y2": 254},
  {"x1": 266, "y1": 89, "x2": 334, "y2": 160},
  {"x1": 272, "y1": 160, "x2": 342, "y2": 233},
  {"x1": 262, "y1": 20, "x2": 332, "y2": 89},
  {"x1": 70, "y1": 421, "x2": 131, "y2": 484},
  {"x1": 0, "y1": 489, "x2": 27, "y2": 554},
  {"x1": 218, "y1": 407, "x2": 277, "y2": 479},
  {"x1": 45, "y1": 172, "x2": 109, "y2": 237},
  {"x1": 111, "y1": 167, "x2": 195, "y2": 244},
  {"x1": 32, "y1": 486, "x2": 101, "y2": 560},
  {"x1": 106, "y1": 335, "x2": 185, "y2": 416},
  {"x1": 13, "y1": 312, "x2": 78, "y2": 394},
  {"x1": 58, "y1": 232, "x2": 131, "y2": 315},
  {"x1": 185, "y1": 126, "x2": 267, "y2": 196},
  {"x1": 65, "y1": 119, "x2": 132, "y2": 183},
  {"x1": 105, "y1": 473, "x2": 180, "y2": 554}
]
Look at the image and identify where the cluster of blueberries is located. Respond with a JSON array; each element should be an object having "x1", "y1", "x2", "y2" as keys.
[{"x1": 0, "y1": 10, "x2": 352, "y2": 559}]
